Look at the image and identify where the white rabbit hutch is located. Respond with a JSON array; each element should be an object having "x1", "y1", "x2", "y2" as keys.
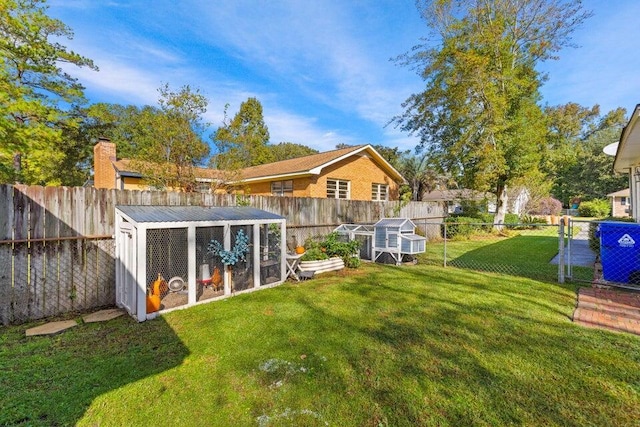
[
  {"x1": 373, "y1": 218, "x2": 426, "y2": 265},
  {"x1": 115, "y1": 205, "x2": 286, "y2": 322}
]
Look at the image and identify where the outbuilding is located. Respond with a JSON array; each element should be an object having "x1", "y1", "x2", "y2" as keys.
[
  {"x1": 373, "y1": 218, "x2": 426, "y2": 264},
  {"x1": 115, "y1": 205, "x2": 286, "y2": 321}
]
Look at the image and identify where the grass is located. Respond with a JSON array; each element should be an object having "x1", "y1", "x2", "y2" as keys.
[
  {"x1": 2, "y1": 262, "x2": 640, "y2": 426},
  {"x1": 423, "y1": 227, "x2": 563, "y2": 281},
  {"x1": 423, "y1": 225, "x2": 596, "y2": 284}
]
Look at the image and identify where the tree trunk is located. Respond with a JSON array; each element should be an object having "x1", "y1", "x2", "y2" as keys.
[{"x1": 494, "y1": 182, "x2": 508, "y2": 229}]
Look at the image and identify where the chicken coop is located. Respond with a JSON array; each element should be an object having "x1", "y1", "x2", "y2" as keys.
[
  {"x1": 373, "y1": 218, "x2": 426, "y2": 264},
  {"x1": 115, "y1": 205, "x2": 286, "y2": 322},
  {"x1": 334, "y1": 223, "x2": 375, "y2": 261}
]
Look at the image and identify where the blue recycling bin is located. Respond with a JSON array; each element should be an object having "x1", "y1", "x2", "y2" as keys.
[{"x1": 599, "y1": 222, "x2": 640, "y2": 284}]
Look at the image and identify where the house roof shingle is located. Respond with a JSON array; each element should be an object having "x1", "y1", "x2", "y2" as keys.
[
  {"x1": 108, "y1": 144, "x2": 405, "y2": 185},
  {"x1": 607, "y1": 188, "x2": 630, "y2": 198},
  {"x1": 238, "y1": 144, "x2": 405, "y2": 183},
  {"x1": 112, "y1": 159, "x2": 224, "y2": 181}
]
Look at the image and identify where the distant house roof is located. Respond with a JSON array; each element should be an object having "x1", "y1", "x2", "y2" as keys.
[
  {"x1": 112, "y1": 159, "x2": 224, "y2": 182},
  {"x1": 237, "y1": 144, "x2": 406, "y2": 184},
  {"x1": 607, "y1": 188, "x2": 630, "y2": 198}
]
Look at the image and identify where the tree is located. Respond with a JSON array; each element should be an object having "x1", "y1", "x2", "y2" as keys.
[
  {"x1": 0, "y1": 0, "x2": 97, "y2": 184},
  {"x1": 130, "y1": 84, "x2": 210, "y2": 191},
  {"x1": 394, "y1": 0, "x2": 591, "y2": 224},
  {"x1": 211, "y1": 97, "x2": 272, "y2": 169},
  {"x1": 371, "y1": 145, "x2": 408, "y2": 171},
  {"x1": 269, "y1": 142, "x2": 318, "y2": 162},
  {"x1": 547, "y1": 107, "x2": 627, "y2": 203},
  {"x1": 82, "y1": 103, "x2": 156, "y2": 159}
]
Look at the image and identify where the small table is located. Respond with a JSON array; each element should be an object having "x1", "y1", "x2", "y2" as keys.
[{"x1": 286, "y1": 253, "x2": 303, "y2": 281}]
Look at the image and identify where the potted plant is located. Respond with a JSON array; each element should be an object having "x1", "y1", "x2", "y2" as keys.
[{"x1": 298, "y1": 232, "x2": 360, "y2": 274}]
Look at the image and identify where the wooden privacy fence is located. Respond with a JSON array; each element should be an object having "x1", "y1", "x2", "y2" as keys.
[{"x1": 0, "y1": 184, "x2": 444, "y2": 325}]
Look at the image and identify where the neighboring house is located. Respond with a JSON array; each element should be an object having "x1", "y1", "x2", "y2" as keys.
[
  {"x1": 422, "y1": 189, "x2": 497, "y2": 215},
  {"x1": 613, "y1": 104, "x2": 640, "y2": 223},
  {"x1": 508, "y1": 187, "x2": 530, "y2": 216},
  {"x1": 235, "y1": 145, "x2": 405, "y2": 201},
  {"x1": 607, "y1": 188, "x2": 631, "y2": 218},
  {"x1": 93, "y1": 138, "x2": 223, "y2": 192},
  {"x1": 93, "y1": 140, "x2": 406, "y2": 201}
]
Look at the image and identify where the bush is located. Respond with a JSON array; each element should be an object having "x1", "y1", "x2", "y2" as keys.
[
  {"x1": 344, "y1": 256, "x2": 361, "y2": 269},
  {"x1": 529, "y1": 197, "x2": 562, "y2": 215},
  {"x1": 444, "y1": 216, "x2": 486, "y2": 239},
  {"x1": 301, "y1": 232, "x2": 360, "y2": 267},
  {"x1": 299, "y1": 247, "x2": 328, "y2": 261},
  {"x1": 578, "y1": 199, "x2": 611, "y2": 218}
]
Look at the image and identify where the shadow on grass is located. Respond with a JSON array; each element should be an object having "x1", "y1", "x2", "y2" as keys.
[
  {"x1": 429, "y1": 234, "x2": 561, "y2": 283},
  {"x1": 0, "y1": 315, "x2": 189, "y2": 426},
  {"x1": 283, "y1": 267, "x2": 640, "y2": 425}
]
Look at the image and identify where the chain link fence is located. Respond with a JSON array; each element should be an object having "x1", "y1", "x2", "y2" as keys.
[{"x1": 419, "y1": 221, "x2": 562, "y2": 282}]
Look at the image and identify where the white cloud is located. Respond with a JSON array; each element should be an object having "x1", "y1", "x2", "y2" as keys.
[{"x1": 264, "y1": 111, "x2": 358, "y2": 150}]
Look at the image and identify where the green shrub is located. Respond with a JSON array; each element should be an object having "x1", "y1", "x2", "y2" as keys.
[
  {"x1": 444, "y1": 216, "x2": 487, "y2": 239},
  {"x1": 302, "y1": 232, "x2": 360, "y2": 267},
  {"x1": 504, "y1": 213, "x2": 519, "y2": 224},
  {"x1": 478, "y1": 213, "x2": 494, "y2": 223},
  {"x1": 588, "y1": 217, "x2": 636, "y2": 252},
  {"x1": 578, "y1": 199, "x2": 610, "y2": 218},
  {"x1": 300, "y1": 247, "x2": 328, "y2": 261},
  {"x1": 344, "y1": 256, "x2": 361, "y2": 269}
]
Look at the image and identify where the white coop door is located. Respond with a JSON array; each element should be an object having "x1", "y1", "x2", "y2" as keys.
[{"x1": 117, "y1": 223, "x2": 137, "y2": 315}]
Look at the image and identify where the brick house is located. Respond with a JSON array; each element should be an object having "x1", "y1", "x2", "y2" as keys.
[
  {"x1": 235, "y1": 145, "x2": 405, "y2": 201},
  {"x1": 607, "y1": 188, "x2": 631, "y2": 218},
  {"x1": 93, "y1": 140, "x2": 405, "y2": 201},
  {"x1": 93, "y1": 138, "x2": 222, "y2": 191}
]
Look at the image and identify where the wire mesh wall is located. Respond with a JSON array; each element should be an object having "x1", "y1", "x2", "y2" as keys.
[
  {"x1": 196, "y1": 226, "x2": 226, "y2": 300},
  {"x1": 420, "y1": 222, "x2": 562, "y2": 282},
  {"x1": 230, "y1": 225, "x2": 254, "y2": 292},
  {"x1": 259, "y1": 223, "x2": 282, "y2": 285},
  {"x1": 147, "y1": 228, "x2": 189, "y2": 310}
]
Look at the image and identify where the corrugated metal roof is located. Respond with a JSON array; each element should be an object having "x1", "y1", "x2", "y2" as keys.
[{"x1": 116, "y1": 205, "x2": 284, "y2": 224}]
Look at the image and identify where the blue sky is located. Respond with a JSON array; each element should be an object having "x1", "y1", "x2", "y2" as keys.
[{"x1": 49, "y1": 0, "x2": 640, "y2": 153}]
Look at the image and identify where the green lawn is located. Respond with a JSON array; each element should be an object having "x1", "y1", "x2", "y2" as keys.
[
  {"x1": 2, "y1": 263, "x2": 640, "y2": 426},
  {"x1": 422, "y1": 226, "x2": 595, "y2": 284},
  {"x1": 423, "y1": 227, "x2": 563, "y2": 281}
]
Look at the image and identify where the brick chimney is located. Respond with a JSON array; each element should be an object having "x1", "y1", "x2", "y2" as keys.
[{"x1": 93, "y1": 138, "x2": 117, "y2": 189}]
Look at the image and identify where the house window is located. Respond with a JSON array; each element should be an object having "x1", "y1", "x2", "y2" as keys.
[
  {"x1": 371, "y1": 183, "x2": 388, "y2": 201},
  {"x1": 621, "y1": 197, "x2": 628, "y2": 206},
  {"x1": 327, "y1": 179, "x2": 350, "y2": 199},
  {"x1": 271, "y1": 180, "x2": 293, "y2": 196}
]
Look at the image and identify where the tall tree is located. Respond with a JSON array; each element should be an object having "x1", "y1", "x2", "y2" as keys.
[
  {"x1": 0, "y1": 0, "x2": 97, "y2": 184},
  {"x1": 83, "y1": 103, "x2": 156, "y2": 159},
  {"x1": 394, "y1": 0, "x2": 591, "y2": 224},
  {"x1": 130, "y1": 84, "x2": 210, "y2": 191},
  {"x1": 546, "y1": 107, "x2": 627, "y2": 203},
  {"x1": 269, "y1": 142, "x2": 318, "y2": 162},
  {"x1": 211, "y1": 97, "x2": 272, "y2": 169}
]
